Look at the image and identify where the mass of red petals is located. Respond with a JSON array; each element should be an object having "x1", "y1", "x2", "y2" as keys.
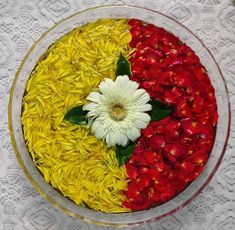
[{"x1": 123, "y1": 19, "x2": 218, "y2": 211}]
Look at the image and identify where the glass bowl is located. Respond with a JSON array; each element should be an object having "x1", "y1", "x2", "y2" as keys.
[{"x1": 8, "y1": 5, "x2": 230, "y2": 227}]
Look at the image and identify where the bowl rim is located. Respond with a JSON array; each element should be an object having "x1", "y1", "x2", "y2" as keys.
[{"x1": 8, "y1": 4, "x2": 231, "y2": 227}]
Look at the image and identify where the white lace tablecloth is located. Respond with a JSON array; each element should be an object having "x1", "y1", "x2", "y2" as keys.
[{"x1": 0, "y1": 0, "x2": 234, "y2": 229}]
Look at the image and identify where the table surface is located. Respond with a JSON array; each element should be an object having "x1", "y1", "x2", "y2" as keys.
[{"x1": 0, "y1": 0, "x2": 235, "y2": 229}]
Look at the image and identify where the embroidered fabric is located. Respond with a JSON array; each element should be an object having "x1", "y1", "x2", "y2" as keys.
[{"x1": 0, "y1": 0, "x2": 234, "y2": 229}]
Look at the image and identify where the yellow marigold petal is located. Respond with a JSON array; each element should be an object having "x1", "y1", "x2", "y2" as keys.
[{"x1": 21, "y1": 19, "x2": 133, "y2": 213}]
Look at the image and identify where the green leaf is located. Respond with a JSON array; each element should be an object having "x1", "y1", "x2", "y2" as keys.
[
  {"x1": 116, "y1": 142, "x2": 135, "y2": 166},
  {"x1": 150, "y1": 100, "x2": 173, "y2": 121},
  {"x1": 64, "y1": 105, "x2": 88, "y2": 125},
  {"x1": 116, "y1": 53, "x2": 131, "y2": 77}
]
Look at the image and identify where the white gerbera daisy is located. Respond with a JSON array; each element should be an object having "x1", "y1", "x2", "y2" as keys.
[{"x1": 83, "y1": 75, "x2": 152, "y2": 147}]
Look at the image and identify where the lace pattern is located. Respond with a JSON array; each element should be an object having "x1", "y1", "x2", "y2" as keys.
[{"x1": 0, "y1": 0, "x2": 234, "y2": 229}]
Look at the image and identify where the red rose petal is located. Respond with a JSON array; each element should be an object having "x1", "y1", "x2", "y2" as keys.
[
  {"x1": 125, "y1": 183, "x2": 140, "y2": 200},
  {"x1": 125, "y1": 19, "x2": 217, "y2": 212},
  {"x1": 137, "y1": 175, "x2": 151, "y2": 191},
  {"x1": 181, "y1": 118, "x2": 200, "y2": 135},
  {"x1": 180, "y1": 160, "x2": 195, "y2": 173},
  {"x1": 139, "y1": 166, "x2": 150, "y2": 174},
  {"x1": 143, "y1": 150, "x2": 158, "y2": 163},
  {"x1": 148, "y1": 187, "x2": 161, "y2": 202},
  {"x1": 164, "y1": 143, "x2": 186, "y2": 163},
  {"x1": 125, "y1": 163, "x2": 139, "y2": 180},
  {"x1": 149, "y1": 134, "x2": 166, "y2": 150}
]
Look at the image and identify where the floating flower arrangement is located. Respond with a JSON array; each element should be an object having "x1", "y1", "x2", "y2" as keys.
[{"x1": 21, "y1": 18, "x2": 218, "y2": 213}]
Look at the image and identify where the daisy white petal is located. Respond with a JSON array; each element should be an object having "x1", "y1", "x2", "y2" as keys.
[
  {"x1": 91, "y1": 120, "x2": 101, "y2": 134},
  {"x1": 116, "y1": 132, "x2": 129, "y2": 146},
  {"x1": 86, "y1": 92, "x2": 102, "y2": 103},
  {"x1": 115, "y1": 75, "x2": 130, "y2": 88},
  {"x1": 83, "y1": 102, "x2": 97, "y2": 111},
  {"x1": 126, "y1": 127, "x2": 141, "y2": 142},
  {"x1": 116, "y1": 75, "x2": 139, "y2": 97},
  {"x1": 84, "y1": 75, "x2": 152, "y2": 146},
  {"x1": 130, "y1": 113, "x2": 151, "y2": 129},
  {"x1": 99, "y1": 78, "x2": 115, "y2": 95},
  {"x1": 131, "y1": 103, "x2": 152, "y2": 112},
  {"x1": 132, "y1": 89, "x2": 151, "y2": 104},
  {"x1": 106, "y1": 132, "x2": 117, "y2": 147}
]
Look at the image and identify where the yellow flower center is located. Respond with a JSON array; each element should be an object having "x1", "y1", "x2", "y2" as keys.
[{"x1": 109, "y1": 102, "x2": 127, "y2": 121}]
